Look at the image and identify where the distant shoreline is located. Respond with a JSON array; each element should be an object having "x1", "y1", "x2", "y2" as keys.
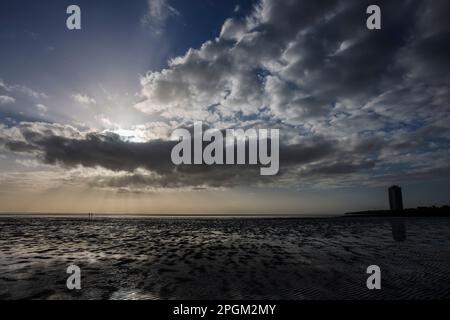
[{"x1": 345, "y1": 206, "x2": 450, "y2": 217}]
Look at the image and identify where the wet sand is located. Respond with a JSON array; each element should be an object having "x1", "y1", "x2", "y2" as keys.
[{"x1": 0, "y1": 216, "x2": 449, "y2": 300}]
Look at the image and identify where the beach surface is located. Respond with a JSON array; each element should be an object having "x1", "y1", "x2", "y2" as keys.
[{"x1": 0, "y1": 216, "x2": 449, "y2": 300}]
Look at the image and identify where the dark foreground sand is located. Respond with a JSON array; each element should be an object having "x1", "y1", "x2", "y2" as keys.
[{"x1": 0, "y1": 216, "x2": 449, "y2": 300}]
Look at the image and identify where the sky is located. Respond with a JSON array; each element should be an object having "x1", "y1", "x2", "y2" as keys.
[{"x1": 0, "y1": 0, "x2": 449, "y2": 215}]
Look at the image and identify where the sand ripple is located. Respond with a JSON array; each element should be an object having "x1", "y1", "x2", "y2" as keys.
[{"x1": 0, "y1": 217, "x2": 449, "y2": 300}]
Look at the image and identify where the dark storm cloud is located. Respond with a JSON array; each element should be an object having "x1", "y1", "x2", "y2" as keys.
[
  {"x1": 1, "y1": 117, "x2": 448, "y2": 190},
  {"x1": 15, "y1": 126, "x2": 176, "y2": 174},
  {"x1": 1, "y1": 121, "x2": 370, "y2": 189},
  {"x1": 2, "y1": 123, "x2": 332, "y2": 165}
]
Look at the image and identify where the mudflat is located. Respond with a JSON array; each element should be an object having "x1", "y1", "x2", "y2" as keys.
[{"x1": 0, "y1": 216, "x2": 449, "y2": 300}]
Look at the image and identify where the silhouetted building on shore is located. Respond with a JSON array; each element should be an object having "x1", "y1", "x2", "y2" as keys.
[{"x1": 389, "y1": 185, "x2": 403, "y2": 211}]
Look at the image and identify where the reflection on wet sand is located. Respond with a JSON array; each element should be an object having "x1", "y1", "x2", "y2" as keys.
[{"x1": 391, "y1": 220, "x2": 407, "y2": 242}]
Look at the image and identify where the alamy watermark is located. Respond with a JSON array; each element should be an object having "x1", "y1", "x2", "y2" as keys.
[
  {"x1": 170, "y1": 122, "x2": 279, "y2": 176},
  {"x1": 66, "y1": 5, "x2": 81, "y2": 30},
  {"x1": 366, "y1": 265, "x2": 381, "y2": 290},
  {"x1": 66, "y1": 264, "x2": 81, "y2": 290}
]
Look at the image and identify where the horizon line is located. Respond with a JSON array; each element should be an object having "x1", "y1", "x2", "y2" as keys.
[{"x1": 0, "y1": 212, "x2": 342, "y2": 218}]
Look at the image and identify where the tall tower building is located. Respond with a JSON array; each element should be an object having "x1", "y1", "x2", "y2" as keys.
[{"x1": 389, "y1": 185, "x2": 403, "y2": 211}]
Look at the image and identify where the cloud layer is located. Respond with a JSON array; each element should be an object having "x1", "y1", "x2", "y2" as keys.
[{"x1": 1, "y1": 0, "x2": 450, "y2": 193}]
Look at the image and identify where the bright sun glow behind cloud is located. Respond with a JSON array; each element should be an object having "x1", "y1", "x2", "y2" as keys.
[{"x1": 111, "y1": 128, "x2": 148, "y2": 143}]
